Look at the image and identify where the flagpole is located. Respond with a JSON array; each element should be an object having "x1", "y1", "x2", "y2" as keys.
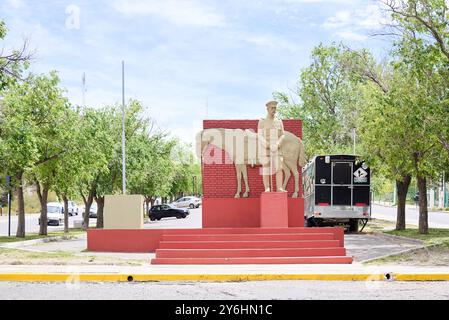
[{"x1": 122, "y1": 61, "x2": 126, "y2": 195}]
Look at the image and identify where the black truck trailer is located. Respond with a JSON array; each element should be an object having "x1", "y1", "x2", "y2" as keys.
[{"x1": 302, "y1": 155, "x2": 371, "y2": 232}]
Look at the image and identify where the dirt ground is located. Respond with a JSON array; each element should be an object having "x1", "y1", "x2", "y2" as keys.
[{"x1": 0, "y1": 247, "x2": 147, "y2": 266}]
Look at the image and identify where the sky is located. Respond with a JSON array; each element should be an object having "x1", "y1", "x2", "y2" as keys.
[{"x1": 0, "y1": 0, "x2": 393, "y2": 146}]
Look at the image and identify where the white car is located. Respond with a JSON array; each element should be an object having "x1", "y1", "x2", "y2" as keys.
[
  {"x1": 89, "y1": 203, "x2": 98, "y2": 218},
  {"x1": 38, "y1": 202, "x2": 64, "y2": 226},
  {"x1": 172, "y1": 196, "x2": 202, "y2": 209},
  {"x1": 68, "y1": 201, "x2": 79, "y2": 216}
]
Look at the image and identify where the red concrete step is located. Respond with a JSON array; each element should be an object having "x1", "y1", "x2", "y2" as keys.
[
  {"x1": 151, "y1": 256, "x2": 354, "y2": 264},
  {"x1": 161, "y1": 233, "x2": 336, "y2": 242},
  {"x1": 163, "y1": 227, "x2": 342, "y2": 235},
  {"x1": 155, "y1": 247, "x2": 346, "y2": 258},
  {"x1": 159, "y1": 240, "x2": 340, "y2": 249}
]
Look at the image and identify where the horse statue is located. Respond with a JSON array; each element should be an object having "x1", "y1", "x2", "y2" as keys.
[{"x1": 196, "y1": 128, "x2": 307, "y2": 198}]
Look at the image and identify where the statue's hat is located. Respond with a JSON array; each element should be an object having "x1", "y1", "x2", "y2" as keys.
[{"x1": 266, "y1": 100, "x2": 278, "y2": 107}]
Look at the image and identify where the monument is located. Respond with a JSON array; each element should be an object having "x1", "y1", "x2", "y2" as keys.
[
  {"x1": 257, "y1": 100, "x2": 287, "y2": 193},
  {"x1": 87, "y1": 99, "x2": 352, "y2": 264}
]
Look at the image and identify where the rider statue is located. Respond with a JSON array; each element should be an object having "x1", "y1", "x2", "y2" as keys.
[{"x1": 257, "y1": 100, "x2": 287, "y2": 193}]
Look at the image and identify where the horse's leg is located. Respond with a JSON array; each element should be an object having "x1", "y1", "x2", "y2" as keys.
[
  {"x1": 282, "y1": 163, "x2": 291, "y2": 190},
  {"x1": 287, "y1": 161, "x2": 300, "y2": 198},
  {"x1": 234, "y1": 164, "x2": 242, "y2": 198},
  {"x1": 242, "y1": 165, "x2": 250, "y2": 198}
]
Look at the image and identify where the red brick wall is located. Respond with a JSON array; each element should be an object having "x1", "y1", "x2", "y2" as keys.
[{"x1": 202, "y1": 120, "x2": 303, "y2": 199}]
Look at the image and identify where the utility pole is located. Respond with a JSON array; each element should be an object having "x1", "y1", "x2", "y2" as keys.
[
  {"x1": 122, "y1": 61, "x2": 126, "y2": 195},
  {"x1": 443, "y1": 171, "x2": 448, "y2": 208},
  {"x1": 6, "y1": 176, "x2": 11, "y2": 237},
  {"x1": 82, "y1": 72, "x2": 86, "y2": 111},
  {"x1": 353, "y1": 128, "x2": 356, "y2": 155}
]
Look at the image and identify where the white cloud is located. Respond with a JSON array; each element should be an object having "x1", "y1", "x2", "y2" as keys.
[
  {"x1": 322, "y1": 4, "x2": 389, "y2": 41},
  {"x1": 244, "y1": 35, "x2": 301, "y2": 52},
  {"x1": 111, "y1": 0, "x2": 226, "y2": 27},
  {"x1": 6, "y1": 0, "x2": 24, "y2": 8},
  {"x1": 336, "y1": 30, "x2": 367, "y2": 41}
]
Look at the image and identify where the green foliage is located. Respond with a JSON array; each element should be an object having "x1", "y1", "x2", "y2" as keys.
[
  {"x1": 276, "y1": 44, "x2": 365, "y2": 158},
  {"x1": 0, "y1": 21, "x2": 7, "y2": 39},
  {"x1": 0, "y1": 20, "x2": 30, "y2": 90}
]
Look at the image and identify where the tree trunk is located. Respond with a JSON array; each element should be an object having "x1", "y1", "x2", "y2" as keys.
[
  {"x1": 63, "y1": 195, "x2": 69, "y2": 233},
  {"x1": 395, "y1": 174, "x2": 411, "y2": 231},
  {"x1": 95, "y1": 196, "x2": 104, "y2": 229},
  {"x1": 36, "y1": 182, "x2": 49, "y2": 236},
  {"x1": 15, "y1": 172, "x2": 25, "y2": 238},
  {"x1": 417, "y1": 175, "x2": 429, "y2": 234},
  {"x1": 82, "y1": 188, "x2": 95, "y2": 231}
]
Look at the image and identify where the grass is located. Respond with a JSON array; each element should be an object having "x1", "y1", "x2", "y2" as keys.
[
  {"x1": 361, "y1": 218, "x2": 417, "y2": 233},
  {"x1": 384, "y1": 228, "x2": 449, "y2": 248},
  {"x1": 0, "y1": 247, "x2": 144, "y2": 266},
  {"x1": 0, "y1": 229, "x2": 85, "y2": 244},
  {"x1": 363, "y1": 226, "x2": 449, "y2": 265}
]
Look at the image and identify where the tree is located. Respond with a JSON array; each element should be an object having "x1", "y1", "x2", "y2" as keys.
[
  {"x1": 0, "y1": 20, "x2": 32, "y2": 90},
  {"x1": 51, "y1": 107, "x2": 82, "y2": 233},
  {"x1": 24, "y1": 72, "x2": 72, "y2": 235},
  {"x1": 357, "y1": 73, "x2": 415, "y2": 231},
  {"x1": 168, "y1": 141, "x2": 201, "y2": 201},
  {"x1": 127, "y1": 131, "x2": 175, "y2": 214},
  {"x1": 77, "y1": 107, "x2": 115, "y2": 230},
  {"x1": 0, "y1": 80, "x2": 40, "y2": 236},
  {"x1": 276, "y1": 44, "x2": 364, "y2": 158},
  {"x1": 379, "y1": 0, "x2": 449, "y2": 233}
]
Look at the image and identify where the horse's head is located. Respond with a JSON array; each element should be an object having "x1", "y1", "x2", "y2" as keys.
[
  {"x1": 195, "y1": 129, "x2": 225, "y2": 161},
  {"x1": 195, "y1": 130, "x2": 206, "y2": 160}
]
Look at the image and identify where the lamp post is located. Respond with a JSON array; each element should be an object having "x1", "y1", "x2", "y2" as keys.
[
  {"x1": 122, "y1": 61, "x2": 126, "y2": 195},
  {"x1": 6, "y1": 176, "x2": 11, "y2": 237}
]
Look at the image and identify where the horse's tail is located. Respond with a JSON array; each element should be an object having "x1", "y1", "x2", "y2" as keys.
[
  {"x1": 195, "y1": 130, "x2": 204, "y2": 160},
  {"x1": 298, "y1": 138, "x2": 307, "y2": 167}
]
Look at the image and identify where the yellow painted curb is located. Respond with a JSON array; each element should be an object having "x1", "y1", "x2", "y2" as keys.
[{"x1": 0, "y1": 273, "x2": 448, "y2": 282}]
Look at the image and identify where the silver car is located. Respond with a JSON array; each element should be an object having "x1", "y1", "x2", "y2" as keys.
[{"x1": 172, "y1": 196, "x2": 202, "y2": 209}]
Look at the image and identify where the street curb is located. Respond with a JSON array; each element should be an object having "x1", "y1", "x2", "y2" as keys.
[
  {"x1": 373, "y1": 232, "x2": 425, "y2": 245},
  {"x1": 0, "y1": 273, "x2": 449, "y2": 282},
  {"x1": 0, "y1": 234, "x2": 85, "y2": 249}
]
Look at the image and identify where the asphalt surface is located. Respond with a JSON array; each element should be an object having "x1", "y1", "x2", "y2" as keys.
[
  {"x1": 0, "y1": 213, "x2": 94, "y2": 236},
  {"x1": 1, "y1": 281, "x2": 448, "y2": 300},
  {"x1": 2, "y1": 204, "x2": 448, "y2": 238},
  {"x1": 2, "y1": 208, "x2": 423, "y2": 263},
  {"x1": 371, "y1": 204, "x2": 449, "y2": 228}
]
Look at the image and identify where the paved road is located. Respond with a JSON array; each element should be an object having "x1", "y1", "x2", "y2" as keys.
[
  {"x1": 371, "y1": 204, "x2": 449, "y2": 228},
  {"x1": 4, "y1": 207, "x2": 423, "y2": 263},
  {"x1": 144, "y1": 208, "x2": 202, "y2": 229},
  {"x1": 1, "y1": 280, "x2": 448, "y2": 300},
  {"x1": 0, "y1": 213, "x2": 93, "y2": 236}
]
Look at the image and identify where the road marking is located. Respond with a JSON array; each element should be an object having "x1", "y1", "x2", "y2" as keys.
[{"x1": 0, "y1": 273, "x2": 448, "y2": 282}]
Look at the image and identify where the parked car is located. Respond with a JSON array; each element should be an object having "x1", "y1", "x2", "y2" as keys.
[
  {"x1": 171, "y1": 196, "x2": 202, "y2": 209},
  {"x1": 89, "y1": 203, "x2": 98, "y2": 218},
  {"x1": 149, "y1": 204, "x2": 189, "y2": 221},
  {"x1": 68, "y1": 201, "x2": 79, "y2": 216},
  {"x1": 38, "y1": 202, "x2": 64, "y2": 226}
]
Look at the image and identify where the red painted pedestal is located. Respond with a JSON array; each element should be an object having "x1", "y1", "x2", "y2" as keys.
[{"x1": 260, "y1": 192, "x2": 289, "y2": 228}]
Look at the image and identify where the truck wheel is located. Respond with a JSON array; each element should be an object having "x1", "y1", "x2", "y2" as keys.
[{"x1": 349, "y1": 219, "x2": 359, "y2": 233}]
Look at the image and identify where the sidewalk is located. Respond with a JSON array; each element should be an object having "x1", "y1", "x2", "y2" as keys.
[
  {"x1": 0, "y1": 264, "x2": 449, "y2": 282},
  {"x1": 374, "y1": 202, "x2": 449, "y2": 213}
]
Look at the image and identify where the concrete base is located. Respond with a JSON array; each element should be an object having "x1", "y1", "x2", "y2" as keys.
[
  {"x1": 260, "y1": 192, "x2": 288, "y2": 228},
  {"x1": 104, "y1": 194, "x2": 144, "y2": 230}
]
